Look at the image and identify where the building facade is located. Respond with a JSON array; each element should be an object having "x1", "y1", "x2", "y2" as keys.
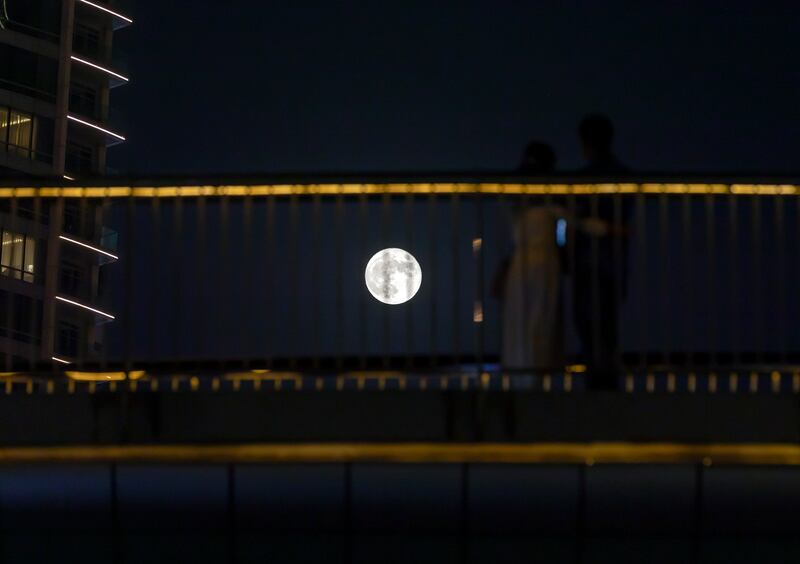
[{"x1": 0, "y1": 0, "x2": 129, "y2": 366}]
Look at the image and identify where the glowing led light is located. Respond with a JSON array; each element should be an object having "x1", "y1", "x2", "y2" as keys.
[
  {"x1": 63, "y1": 175, "x2": 75, "y2": 181},
  {"x1": 59, "y1": 235, "x2": 118, "y2": 260},
  {"x1": 66, "y1": 370, "x2": 145, "y2": 381},
  {"x1": 76, "y1": 0, "x2": 133, "y2": 23},
  {"x1": 365, "y1": 248, "x2": 422, "y2": 305},
  {"x1": 67, "y1": 115, "x2": 126, "y2": 141},
  {"x1": 70, "y1": 55, "x2": 129, "y2": 82},
  {"x1": 55, "y1": 295, "x2": 115, "y2": 319},
  {"x1": 52, "y1": 356, "x2": 71, "y2": 365}
]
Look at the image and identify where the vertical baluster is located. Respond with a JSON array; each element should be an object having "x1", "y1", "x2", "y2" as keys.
[
  {"x1": 752, "y1": 196, "x2": 763, "y2": 365},
  {"x1": 381, "y1": 191, "x2": 390, "y2": 368},
  {"x1": 452, "y1": 192, "x2": 460, "y2": 368},
  {"x1": 359, "y1": 191, "x2": 367, "y2": 370},
  {"x1": 637, "y1": 190, "x2": 648, "y2": 374},
  {"x1": 172, "y1": 196, "x2": 183, "y2": 363},
  {"x1": 220, "y1": 193, "x2": 230, "y2": 371},
  {"x1": 335, "y1": 189, "x2": 344, "y2": 370},
  {"x1": 681, "y1": 193, "x2": 693, "y2": 377},
  {"x1": 428, "y1": 192, "x2": 437, "y2": 370},
  {"x1": 406, "y1": 191, "x2": 414, "y2": 370},
  {"x1": 475, "y1": 191, "x2": 485, "y2": 370},
  {"x1": 29, "y1": 193, "x2": 42, "y2": 374},
  {"x1": 311, "y1": 192, "x2": 321, "y2": 370},
  {"x1": 659, "y1": 192, "x2": 670, "y2": 370},
  {"x1": 121, "y1": 190, "x2": 134, "y2": 437},
  {"x1": 77, "y1": 193, "x2": 88, "y2": 372},
  {"x1": 774, "y1": 195, "x2": 786, "y2": 363},
  {"x1": 567, "y1": 187, "x2": 577, "y2": 379},
  {"x1": 266, "y1": 191, "x2": 275, "y2": 370},
  {"x1": 705, "y1": 193, "x2": 716, "y2": 372},
  {"x1": 5, "y1": 195, "x2": 17, "y2": 373},
  {"x1": 728, "y1": 194, "x2": 739, "y2": 370},
  {"x1": 242, "y1": 191, "x2": 253, "y2": 369},
  {"x1": 495, "y1": 189, "x2": 506, "y2": 381},
  {"x1": 590, "y1": 190, "x2": 600, "y2": 385},
  {"x1": 613, "y1": 189, "x2": 625, "y2": 384},
  {"x1": 100, "y1": 192, "x2": 111, "y2": 373},
  {"x1": 196, "y1": 193, "x2": 206, "y2": 363},
  {"x1": 518, "y1": 187, "x2": 529, "y2": 379},
  {"x1": 289, "y1": 193, "x2": 298, "y2": 370},
  {"x1": 150, "y1": 196, "x2": 161, "y2": 364}
]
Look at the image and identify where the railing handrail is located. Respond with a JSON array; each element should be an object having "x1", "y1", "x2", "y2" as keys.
[{"x1": 0, "y1": 178, "x2": 799, "y2": 198}]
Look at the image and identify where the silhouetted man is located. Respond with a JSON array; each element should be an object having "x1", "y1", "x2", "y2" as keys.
[{"x1": 574, "y1": 114, "x2": 630, "y2": 390}]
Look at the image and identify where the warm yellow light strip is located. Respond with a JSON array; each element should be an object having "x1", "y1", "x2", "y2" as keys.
[
  {"x1": 0, "y1": 184, "x2": 797, "y2": 199},
  {"x1": 65, "y1": 370, "x2": 145, "y2": 382},
  {"x1": 0, "y1": 442, "x2": 800, "y2": 465}
]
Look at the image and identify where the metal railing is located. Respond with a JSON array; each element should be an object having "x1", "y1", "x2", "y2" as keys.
[{"x1": 0, "y1": 176, "x2": 798, "y2": 393}]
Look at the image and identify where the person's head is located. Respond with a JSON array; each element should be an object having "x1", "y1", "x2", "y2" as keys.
[
  {"x1": 519, "y1": 141, "x2": 556, "y2": 173},
  {"x1": 579, "y1": 114, "x2": 615, "y2": 162}
]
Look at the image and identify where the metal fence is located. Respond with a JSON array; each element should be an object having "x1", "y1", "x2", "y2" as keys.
[{"x1": 0, "y1": 177, "x2": 798, "y2": 393}]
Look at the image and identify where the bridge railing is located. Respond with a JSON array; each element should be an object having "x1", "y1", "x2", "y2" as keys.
[{"x1": 0, "y1": 176, "x2": 798, "y2": 393}]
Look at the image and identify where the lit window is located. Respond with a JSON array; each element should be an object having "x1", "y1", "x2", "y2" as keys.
[
  {"x1": 7, "y1": 110, "x2": 35, "y2": 158},
  {"x1": 0, "y1": 230, "x2": 36, "y2": 282}
]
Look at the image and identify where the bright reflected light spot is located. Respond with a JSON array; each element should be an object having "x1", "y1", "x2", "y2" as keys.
[
  {"x1": 473, "y1": 301, "x2": 483, "y2": 323},
  {"x1": 365, "y1": 248, "x2": 422, "y2": 305},
  {"x1": 52, "y1": 356, "x2": 71, "y2": 365},
  {"x1": 63, "y1": 175, "x2": 75, "y2": 181},
  {"x1": 556, "y1": 218, "x2": 567, "y2": 247}
]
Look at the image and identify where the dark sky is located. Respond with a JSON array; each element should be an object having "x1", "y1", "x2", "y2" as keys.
[{"x1": 109, "y1": 1, "x2": 800, "y2": 176}]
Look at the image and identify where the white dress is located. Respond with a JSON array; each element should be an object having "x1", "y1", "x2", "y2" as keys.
[{"x1": 502, "y1": 206, "x2": 564, "y2": 370}]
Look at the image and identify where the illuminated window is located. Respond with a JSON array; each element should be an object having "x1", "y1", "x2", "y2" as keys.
[
  {"x1": 0, "y1": 230, "x2": 36, "y2": 283},
  {"x1": 0, "y1": 109, "x2": 36, "y2": 159},
  {"x1": 8, "y1": 110, "x2": 34, "y2": 158}
]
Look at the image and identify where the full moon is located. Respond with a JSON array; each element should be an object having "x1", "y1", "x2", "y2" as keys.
[{"x1": 364, "y1": 248, "x2": 422, "y2": 305}]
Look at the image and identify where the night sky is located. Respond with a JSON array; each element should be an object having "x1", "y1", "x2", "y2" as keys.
[{"x1": 109, "y1": 1, "x2": 800, "y2": 176}]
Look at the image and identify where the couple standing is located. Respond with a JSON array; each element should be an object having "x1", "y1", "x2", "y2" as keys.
[{"x1": 501, "y1": 115, "x2": 630, "y2": 389}]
